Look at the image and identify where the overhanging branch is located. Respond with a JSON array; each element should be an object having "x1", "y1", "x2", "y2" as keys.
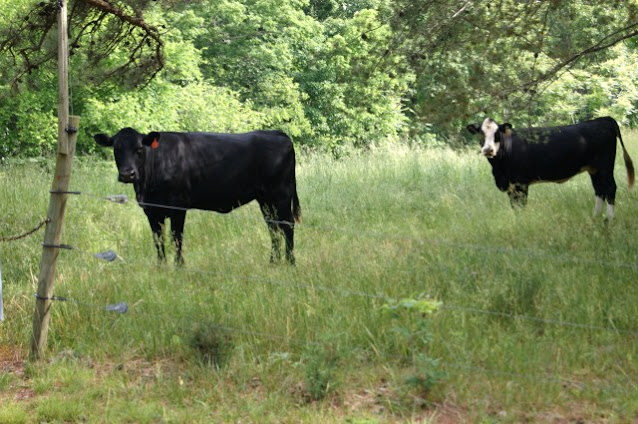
[
  {"x1": 0, "y1": 0, "x2": 166, "y2": 89},
  {"x1": 522, "y1": 23, "x2": 638, "y2": 92},
  {"x1": 79, "y1": 0, "x2": 164, "y2": 71}
]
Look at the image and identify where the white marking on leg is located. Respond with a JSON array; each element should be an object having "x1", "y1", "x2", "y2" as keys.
[
  {"x1": 606, "y1": 203, "x2": 615, "y2": 220},
  {"x1": 593, "y1": 196, "x2": 604, "y2": 216}
]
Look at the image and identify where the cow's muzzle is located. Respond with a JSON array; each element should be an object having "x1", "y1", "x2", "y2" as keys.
[
  {"x1": 481, "y1": 148, "x2": 495, "y2": 158},
  {"x1": 118, "y1": 170, "x2": 136, "y2": 183}
]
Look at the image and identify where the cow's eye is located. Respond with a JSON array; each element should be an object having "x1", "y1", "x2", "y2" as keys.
[{"x1": 135, "y1": 147, "x2": 143, "y2": 156}]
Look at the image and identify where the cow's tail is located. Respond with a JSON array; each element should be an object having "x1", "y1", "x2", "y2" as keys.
[
  {"x1": 292, "y1": 185, "x2": 301, "y2": 223},
  {"x1": 613, "y1": 118, "x2": 635, "y2": 188},
  {"x1": 289, "y1": 137, "x2": 301, "y2": 223},
  {"x1": 291, "y1": 161, "x2": 301, "y2": 223}
]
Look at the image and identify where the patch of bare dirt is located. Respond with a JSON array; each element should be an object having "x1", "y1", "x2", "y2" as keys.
[
  {"x1": 0, "y1": 344, "x2": 25, "y2": 377},
  {"x1": 339, "y1": 382, "x2": 469, "y2": 423},
  {"x1": 0, "y1": 344, "x2": 35, "y2": 402},
  {"x1": 421, "y1": 401, "x2": 468, "y2": 424}
]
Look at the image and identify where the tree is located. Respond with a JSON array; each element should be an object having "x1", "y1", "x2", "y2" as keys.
[
  {"x1": 0, "y1": 0, "x2": 636, "y2": 157},
  {"x1": 0, "y1": 0, "x2": 165, "y2": 89},
  {"x1": 386, "y1": 0, "x2": 638, "y2": 137}
]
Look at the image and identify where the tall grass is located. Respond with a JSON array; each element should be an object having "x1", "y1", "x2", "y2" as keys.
[{"x1": 1, "y1": 134, "x2": 638, "y2": 422}]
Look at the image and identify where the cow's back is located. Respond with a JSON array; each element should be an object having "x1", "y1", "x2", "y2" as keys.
[
  {"x1": 139, "y1": 130, "x2": 295, "y2": 212},
  {"x1": 502, "y1": 117, "x2": 620, "y2": 184},
  {"x1": 520, "y1": 117, "x2": 617, "y2": 148}
]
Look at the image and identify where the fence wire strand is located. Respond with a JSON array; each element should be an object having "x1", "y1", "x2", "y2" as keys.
[
  {"x1": 0, "y1": 218, "x2": 48, "y2": 242},
  {"x1": 69, "y1": 189, "x2": 638, "y2": 272}
]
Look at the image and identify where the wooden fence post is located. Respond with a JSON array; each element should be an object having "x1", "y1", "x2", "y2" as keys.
[
  {"x1": 30, "y1": 116, "x2": 79, "y2": 360},
  {"x1": 30, "y1": 0, "x2": 78, "y2": 360}
]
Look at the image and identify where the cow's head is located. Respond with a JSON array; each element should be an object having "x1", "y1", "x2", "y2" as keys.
[
  {"x1": 466, "y1": 118, "x2": 513, "y2": 158},
  {"x1": 94, "y1": 128, "x2": 161, "y2": 183}
]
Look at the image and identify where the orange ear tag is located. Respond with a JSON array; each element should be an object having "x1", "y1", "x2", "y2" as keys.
[{"x1": 151, "y1": 138, "x2": 159, "y2": 149}]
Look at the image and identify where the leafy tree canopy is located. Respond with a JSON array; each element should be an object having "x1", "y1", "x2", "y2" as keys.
[{"x1": 0, "y1": 0, "x2": 636, "y2": 157}]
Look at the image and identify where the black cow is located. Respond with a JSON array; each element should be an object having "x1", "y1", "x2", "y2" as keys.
[
  {"x1": 466, "y1": 117, "x2": 634, "y2": 218},
  {"x1": 95, "y1": 128, "x2": 301, "y2": 265}
]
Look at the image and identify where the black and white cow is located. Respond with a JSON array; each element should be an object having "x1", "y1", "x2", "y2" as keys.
[
  {"x1": 95, "y1": 128, "x2": 301, "y2": 265},
  {"x1": 467, "y1": 117, "x2": 634, "y2": 218}
]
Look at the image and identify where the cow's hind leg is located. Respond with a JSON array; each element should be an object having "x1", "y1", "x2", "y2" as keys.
[
  {"x1": 274, "y1": 199, "x2": 296, "y2": 265},
  {"x1": 280, "y1": 220, "x2": 295, "y2": 265},
  {"x1": 590, "y1": 171, "x2": 617, "y2": 221},
  {"x1": 260, "y1": 203, "x2": 282, "y2": 263},
  {"x1": 259, "y1": 200, "x2": 296, "y2": 265},
  {"x1": 146, "y1": 211, "x2": 167, "y2": 262},
  {"x1": 170, "y1": 211, "x2": 187, "y2": 266}
]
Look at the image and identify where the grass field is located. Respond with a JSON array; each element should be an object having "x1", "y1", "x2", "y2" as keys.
[{"x1": 2, "y1": 134, "x2": 638, "y2": 423}]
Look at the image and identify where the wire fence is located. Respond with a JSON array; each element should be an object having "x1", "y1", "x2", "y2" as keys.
[
  {"x1": 0, "y1": 217, "x2": 49, "y2": 322},
  {"x1": 13, "y1": 235, "x2": 638, "y2": 339},
  {"x1": 56, "y1": 189, "x2": 638, "y2": 271},
  {"x1": 2, "y1": 185, "x2": 638, "y2": 402},
  {"x1": 3, "y1": 188, "x2": 638, "y2": 337}
]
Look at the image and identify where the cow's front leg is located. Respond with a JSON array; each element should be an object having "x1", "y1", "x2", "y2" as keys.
[
  {"x1": 507, "y1": 184, "x2": 528, "y2": 208},
  {"x1": 170, "y1": 211, "x2": 187, "y2": 267},
  {"x1": 146, "y1": 211, "x2": 166, "y2": 262}
]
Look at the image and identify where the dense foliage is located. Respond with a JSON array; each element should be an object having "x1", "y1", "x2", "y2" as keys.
[{"x1": 0, "y1": 0, "x2": 637, "y2": 157}]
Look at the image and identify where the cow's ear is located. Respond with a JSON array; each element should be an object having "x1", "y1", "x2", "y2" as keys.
[
  {"x1": 500, "y1": 123, "x2": 513, "y2": 133},
  {"x1": 142, "y1": 132, "x2": 161, "y2": 147},
  {"x1": 466, "y1": 124, "x2": 480, "y2": 134},
  {"x1": 500, "y1": 123, "x2": 513, "y2": 148},
  {"x1": 94, "y1": 134, "x2": 113, "y2": 147}
]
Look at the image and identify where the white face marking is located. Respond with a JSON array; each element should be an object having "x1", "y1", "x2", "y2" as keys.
[
  {"x1": 480, "y1": 118, "x2": 500, "y2": 157},
  {"x1": 593, "y1": 196, "x2": 604, "y2": 217}
]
